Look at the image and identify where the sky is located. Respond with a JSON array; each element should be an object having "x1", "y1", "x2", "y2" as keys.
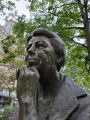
[
  {"x1": 0, "y1": 0, "x2": 30, "y2": 25},
  {"x1": 13, "y1": 0, "x2": 30, "y2": 18}
]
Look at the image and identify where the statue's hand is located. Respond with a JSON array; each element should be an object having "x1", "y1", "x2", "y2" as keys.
[{"x1": 16, "y1": 67, "x2": 39, "y2": 103}]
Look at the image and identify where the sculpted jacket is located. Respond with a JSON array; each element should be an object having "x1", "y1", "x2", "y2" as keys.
[
  {"x1": 10, "y1": 74, "x2": 90, "y2": 120},
  {"x1": 37, "y1": 74, "x2": 90, "y2": 120}
]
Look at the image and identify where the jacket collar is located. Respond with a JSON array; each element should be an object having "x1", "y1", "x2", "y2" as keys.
[{"x1": 48, "y1": 75, "x2": 87, "y2": 120}]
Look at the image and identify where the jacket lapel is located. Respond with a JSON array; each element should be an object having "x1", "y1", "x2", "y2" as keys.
[{"x1": 48, "y1": 75, "x2": 87, "y2": 120}]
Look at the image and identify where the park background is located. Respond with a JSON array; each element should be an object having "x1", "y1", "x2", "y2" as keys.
[{"x1": 0, "y1": 0, "x2": 90, "y2": 119}]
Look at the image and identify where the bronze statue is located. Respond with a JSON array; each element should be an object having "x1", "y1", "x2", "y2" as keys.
[{"x1": 10, "y1": 28, "x2": 90, "y2": 120}]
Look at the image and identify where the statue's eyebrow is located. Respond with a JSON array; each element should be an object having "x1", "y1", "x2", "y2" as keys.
[
  {"x1": 26, "y1": 40, "x2": 48, "y2": 49},
  {"x1": 35, "y1": 41, "x2": 47, "y2": 45}
]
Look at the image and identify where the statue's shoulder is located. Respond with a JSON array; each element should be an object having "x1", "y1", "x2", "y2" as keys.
[
  {"x1": 59, "y1": 73, "x2": 87, "y2": 98},
  {"x1": 53, "y1": 73, "x2": 90, "y2": 120}
]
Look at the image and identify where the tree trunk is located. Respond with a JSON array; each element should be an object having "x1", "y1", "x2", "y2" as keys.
[{"x1": 79, "y1": 0, "x2": 90, "y2": 70}]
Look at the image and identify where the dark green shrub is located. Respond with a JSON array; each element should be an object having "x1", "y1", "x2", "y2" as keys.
[{"x1": 0, "y1": 106, "x2": 14, "y2": 120}]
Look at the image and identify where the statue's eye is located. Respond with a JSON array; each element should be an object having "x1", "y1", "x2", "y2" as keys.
[{"x1": 36, "y1": 42, "x2": 46, "y2": 49}]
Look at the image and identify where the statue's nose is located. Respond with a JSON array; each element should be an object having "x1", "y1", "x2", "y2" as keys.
[{"x1": 28, "y1": 45, "x2": 36, "y2": 55}]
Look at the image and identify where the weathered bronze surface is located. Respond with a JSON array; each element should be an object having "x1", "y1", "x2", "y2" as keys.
[{"x1": 10, "y1": 28, "x2": 90, "y2": 120}]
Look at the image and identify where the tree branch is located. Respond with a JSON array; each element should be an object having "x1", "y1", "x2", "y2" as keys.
[
  {"x1": 59, "y1": 34, "x2": 86, "y2": 48},
  {"x1": 76, "y1": 18, "x2": 83, "y2": 23},
  {"x1": 87, "y1": 8, "x2": 90, "y2": 13},
  {"x1": 59, "y1": 2, "x2": 78, "y2": 7},
  {"x1": 88, "y1": 17, "x2": 90, "y2": 23},
  {"x1": 74, "y1": 35, "x2": 85, "y2": 37},
  {"x1": 2, "y1": 79, "x2": 11, "y2": 96},
  {"x1": 67, "y1": 27, "x2": 84, "y2": 30},
  {"x1": 59, "y1": 34, "x2": 85, "y2": 38},
  {"x1": 51, "y1": 2, "x2": 82, "y2": 10},
  {"x1": 68, "y1": 37, "x2": 87, "y2": 48}
]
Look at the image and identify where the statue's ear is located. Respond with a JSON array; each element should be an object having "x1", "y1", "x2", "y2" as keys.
[{"x1": 56, "y1": 54, "x2": 62, "y2": 64}]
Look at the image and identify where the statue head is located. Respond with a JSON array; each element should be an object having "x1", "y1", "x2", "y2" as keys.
[{"x1": 26, "y1": 28, "x2": 66, "y2": 71}]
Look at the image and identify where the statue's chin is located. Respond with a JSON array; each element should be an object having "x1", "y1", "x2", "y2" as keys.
[
  {"x1": 26, "y1": 59, "x2": 40, "y2": 68},
  {"x1": 28, "y1": 65, "x2": 40, "y2": 70},
  {"x1": 27, "y1": 63, "x2": 40, "y2": 71}
]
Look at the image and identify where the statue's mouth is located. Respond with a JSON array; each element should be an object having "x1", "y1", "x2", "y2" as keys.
[
  {"x1": 28, "y1": 58, "x2": 40, "y2": 62},
  {"x1": 28, "y1": 58, "x2": 40, "y2": 67}
]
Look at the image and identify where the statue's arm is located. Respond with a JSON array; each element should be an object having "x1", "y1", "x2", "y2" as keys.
[
  {"x1": 18, "y1": 96, "x2": 39, "y2": 120},
  {"x1": 16, "y1": 67, "x2": 39, "y2": 120}
]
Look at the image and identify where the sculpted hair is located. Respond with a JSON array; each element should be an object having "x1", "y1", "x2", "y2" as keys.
[{"x1": 27, "y1": 28, "x2": 66, "y2": 71}]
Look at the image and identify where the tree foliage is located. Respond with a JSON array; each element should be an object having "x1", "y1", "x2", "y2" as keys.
[
  {"x1": 0, "y1": 0, "x2": 18, "y2": 20},
  {"x1": 25, "y1": 0, "x2": 90, "y2": 90},
  {"x1": 0, "y1": 72, "x2": 16, "y2": 95},
  {"x1": 1, "y1": 0, "x2": 90, "y2": 91}
]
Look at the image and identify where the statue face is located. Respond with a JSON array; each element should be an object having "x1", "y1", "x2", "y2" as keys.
[{"x1": 25, "y1": 36, "x2": 57, "y2": 72}]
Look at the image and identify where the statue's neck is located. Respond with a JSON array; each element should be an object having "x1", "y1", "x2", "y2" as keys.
[{"x1": 39, "y1": 69, "x2": 60, "y2": 99}]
